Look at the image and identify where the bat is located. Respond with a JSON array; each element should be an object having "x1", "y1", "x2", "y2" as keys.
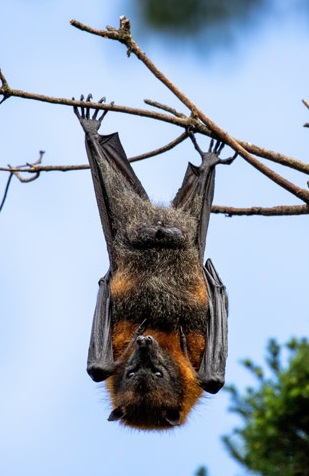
[{"x1": 74, "y1": 95, "x2": 234, "y2": 430}]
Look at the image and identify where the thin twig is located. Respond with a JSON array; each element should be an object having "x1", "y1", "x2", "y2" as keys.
[
  {"x1": 0, "y1": 173, "x2": 13, "y2": 212},
  {"x1": 0, "y1": 91, "x2": 190, "y2": 130},
  {"x1": 129, "y1": 131, "x2": 188, "y2": 162},
  {"x1": 211, "y1": 204, "x2": 309, "y2": 216},
  {"x1": 1, "y1": 69, "x2": 308, "y2": 174},
  {"x1": 144, "y1": 99, "x2": 187, "y2": 118},
  {"x1": 237, "y1": 140, "x2": 309, "y2": 175},
  {"x1": 146, "y1": 100, "x2": 309, "y2": 174},
  {"x1": 0, "y1": 164, "x2": 90, "y2": 173},
  {"x1": 70, "y1": 17, "x2": 309, "y2": 203},
  {"x1": 303, "y1": 99, "x2": 309, "y2": 110},
  {"x1": 0, "y1": 133, "x2": 188, "y2": 175}
]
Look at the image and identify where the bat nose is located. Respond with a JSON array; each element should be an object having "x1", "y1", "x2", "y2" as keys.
[
  {"x1": 155, "y1": 228, "x2": 165, "y2": 239},
  {"x1": 136, "y1": 335, "x2": 153, "y2": 347}
]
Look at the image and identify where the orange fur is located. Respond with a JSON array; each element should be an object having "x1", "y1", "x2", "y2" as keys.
[
  {"x1": 189, "y1": 278, "x2": 208, "y2": 305},
  {"x1": 107, "y1": 322, "x2": 205, "y2": 427},
  {"x1": 110, "y1": 271, "x2": 137, "y2": 297}
]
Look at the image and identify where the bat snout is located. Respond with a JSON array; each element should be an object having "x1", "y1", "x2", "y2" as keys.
[{"x1": 136, "y1": 335, "x2": 153, "y2": 347}]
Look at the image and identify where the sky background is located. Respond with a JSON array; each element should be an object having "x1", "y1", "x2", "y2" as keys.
[{"x1": 0, "y1": 1, "x2": 308, "y2": 476}]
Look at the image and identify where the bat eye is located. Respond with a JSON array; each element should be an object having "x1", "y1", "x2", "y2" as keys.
[
  {"x1": 127, "y1": 371, "x2": 135, "y2": 379},
  {"x1": 153, "y1": 370, "x2": 163, "y2": 378}
]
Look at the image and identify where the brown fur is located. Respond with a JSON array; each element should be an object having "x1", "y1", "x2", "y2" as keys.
[
  {"x1": 92, "y1": 140, "x2": 210, "y2": 429},
  {"x1": 106, "y1": 322, "x2": 205, "y2": 428}
]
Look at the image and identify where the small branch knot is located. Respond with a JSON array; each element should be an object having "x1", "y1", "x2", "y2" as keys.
[
  {"x1": 0, "y1": 69, "x2": 12, "y2": 104},
  {"x1": 119, "y1": 16, "x2": 131, "y2": 33}
]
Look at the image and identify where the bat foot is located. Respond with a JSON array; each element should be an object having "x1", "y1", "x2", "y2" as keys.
[
  {"x1": 73, "y1": 94, "x2": 113, "y2": 134},
  {"x1": 218, "y1": 151, "x2": 238, "y2": 165},
  {"x1": 188, "y1": 130, "x2": 226, "y2": 162},
  {"x1": 188, "y1": 130, "x2": 237, "y2": 166}
]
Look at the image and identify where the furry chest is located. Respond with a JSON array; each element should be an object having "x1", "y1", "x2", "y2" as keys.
[{"x1": 110, "y1": 268, "x2": 208, "y2": 331}]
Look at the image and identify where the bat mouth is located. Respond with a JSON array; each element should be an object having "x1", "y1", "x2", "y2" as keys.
[{"x1": 129, "y1": 224, "x2": 186, "y2": 249}]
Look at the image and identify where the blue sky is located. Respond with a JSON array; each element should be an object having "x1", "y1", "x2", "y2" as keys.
[{"x1": 1, "y1": 2, "x2": 308, "y2": 475}]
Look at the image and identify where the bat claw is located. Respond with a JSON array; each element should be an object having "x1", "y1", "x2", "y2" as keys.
[
  {"x1": 73, "y1": 94, "x2": 111, "y2": 134},
  {"x1": 188, "y1": 131, "x2": 235, "y2": 168},
  {"x1": 218, "y1": 151, "x2": 238, "y2": 165},
  {"x1": 209, "y1": 139, "x2": 224, "y2": 155}
]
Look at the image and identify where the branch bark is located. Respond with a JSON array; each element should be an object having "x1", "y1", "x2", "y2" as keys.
[
  {"x1": 1, "y1": 71, "x2": 308, "y2": 174},
  {"x1": 1, "y1": 18, "x2": 309, "y2": 216},
  {"x1": 70, "y1": 17, "x2": 309, "y2": 204},
  {"x1": 211, "y1": 204, "x2": 309, "y2": 216}
]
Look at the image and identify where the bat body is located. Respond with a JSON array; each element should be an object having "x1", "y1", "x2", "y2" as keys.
[{"x1": 75, "y1": 98, "x2": 230, "y2": 430}]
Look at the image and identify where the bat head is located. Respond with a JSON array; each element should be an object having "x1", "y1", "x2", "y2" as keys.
[{"x1": 107, "y1": 335, "x2": 184, "y2": 429}]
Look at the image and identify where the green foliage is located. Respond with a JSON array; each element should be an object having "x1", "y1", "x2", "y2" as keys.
[
  {"x1": 223, "y1": 338, "x2": 309, "y2": 475},
  {"x1": 195, "y1": 466, "x2": 208, "y2": 476},
  {"x1": 136, "y1": 0, "x2": 265, "y2": 34}
]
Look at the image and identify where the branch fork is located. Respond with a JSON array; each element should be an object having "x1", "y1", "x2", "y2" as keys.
[{"x1": 1, "y1": 16, "x2": 309, "y2": 216}]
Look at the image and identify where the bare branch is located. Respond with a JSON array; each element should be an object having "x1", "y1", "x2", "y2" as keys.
[
  {"x1": 144, "y1": 99, "x2": 187, "y2": 119},
  {"x1": 0, "y1": 87, "x2": 191, "y2": 130},
  {"x1": 1, "y1": 68, "x2": 308, "y2": 176},
  {"x1": 1, "y1": 150, "x2": 308, "y2": 217},
  {"x1": 0, "y1": 133, "x2": 188, "y2": 175},
  {"x1": 0, "y1": 173, "x2": 13, "y2": 212},
  {"x1": 0, "y1": 69, "x2": 10, "y2": 103},
  {"x1": 0, "y1": 164, "x2": 90, "y2": 173},
  {"x1": 130, "y1": 132, "x2": 188, "y2": 162},
  {"x1": 147, "y1": 101, "x2": 309, "y2": 175},
  {"x1": 237, "y1": 140, "x2": 309, "y2": 175},
  {"x1": 1, "y1": 19, "x2": 309, "y2": 216},
  {"x1": 211, "y1": 204, "x2": 309, "y2": 216},
  {"x1": 303, "y1": 99, "x2": 309, "y2": 110},
  {"x1": 70, "y1": 16, "x2": 309, "y2": 204}
]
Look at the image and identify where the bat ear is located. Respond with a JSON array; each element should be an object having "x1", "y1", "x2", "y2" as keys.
[
  {"x1": 163, "y1": 409, "x2": 181, "y2": 427},
  {"x1": 107, "y1": 406, "x2": 126, "y2": 422}
]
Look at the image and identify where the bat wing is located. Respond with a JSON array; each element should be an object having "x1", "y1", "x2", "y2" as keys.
[
  {"x1": 172, "y1": 143, "x2": 229, "y2": 393},
  {"x1": 74, "y1": 102, "x2": 149, "y2": 262},
  {"x1": 85, "y1": 130, "x2": 149, "y2": 262},
  {"x1": 199, "y1": 259, "x2": 228, "y2": 393},
  {"x1": 172, "y1": 155, "x2": 217, "y2": 263},
  {"x1": 87, "y1": 272, "x2": 115, "y2": 382},
  {"x1": 75, "y1": 103, "x2": 149, "y2": 381}
]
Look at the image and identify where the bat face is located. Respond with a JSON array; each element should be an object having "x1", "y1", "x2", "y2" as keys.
[
  {"x1": 75, "y1": 102, "x2": 229, "y2": 430},
  {"x1": 107, "y1": 335, "x2": 183, "y2": 429},
  {"x1": 106, "y1": 333, "x2": 204, "y2": 429}
]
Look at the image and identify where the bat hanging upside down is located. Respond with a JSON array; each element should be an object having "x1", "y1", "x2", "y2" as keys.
[{"x1": 74, "y1": 96, "x2": 235, "y2": 430}]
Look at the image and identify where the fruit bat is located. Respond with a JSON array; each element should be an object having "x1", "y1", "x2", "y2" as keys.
[{"x1": 74, "y1": 95, "x2": 234, "y2": 430}]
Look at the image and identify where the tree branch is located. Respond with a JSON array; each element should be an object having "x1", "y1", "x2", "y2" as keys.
[
  {"x1": 0, "y1": 132, "x2": 188, "y2": 181},
  {"x1": 1, "y1": 19, "x2": 309, "y2": 216},
  {"x1": 236, "y1": 140, "x2": 309, "y2": 175},
  {"x1": 0, "y1": 173, "x2": 13, "y2": 212},
  {"x1": 1, "y1": 69, "x2": 308, "y2": 175},
  {"x1": 2, "y1": 151, "x2": 308, "y2": 216},
  {"x1": 70, "y1": 17, "x2": 309, "y2": 204},
  {"x1": 211, "y1": 204, "x2": 309, "y2": 216},
  {"x1": 130, "y1": 131, "x2": 188, "y2": 162}
]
